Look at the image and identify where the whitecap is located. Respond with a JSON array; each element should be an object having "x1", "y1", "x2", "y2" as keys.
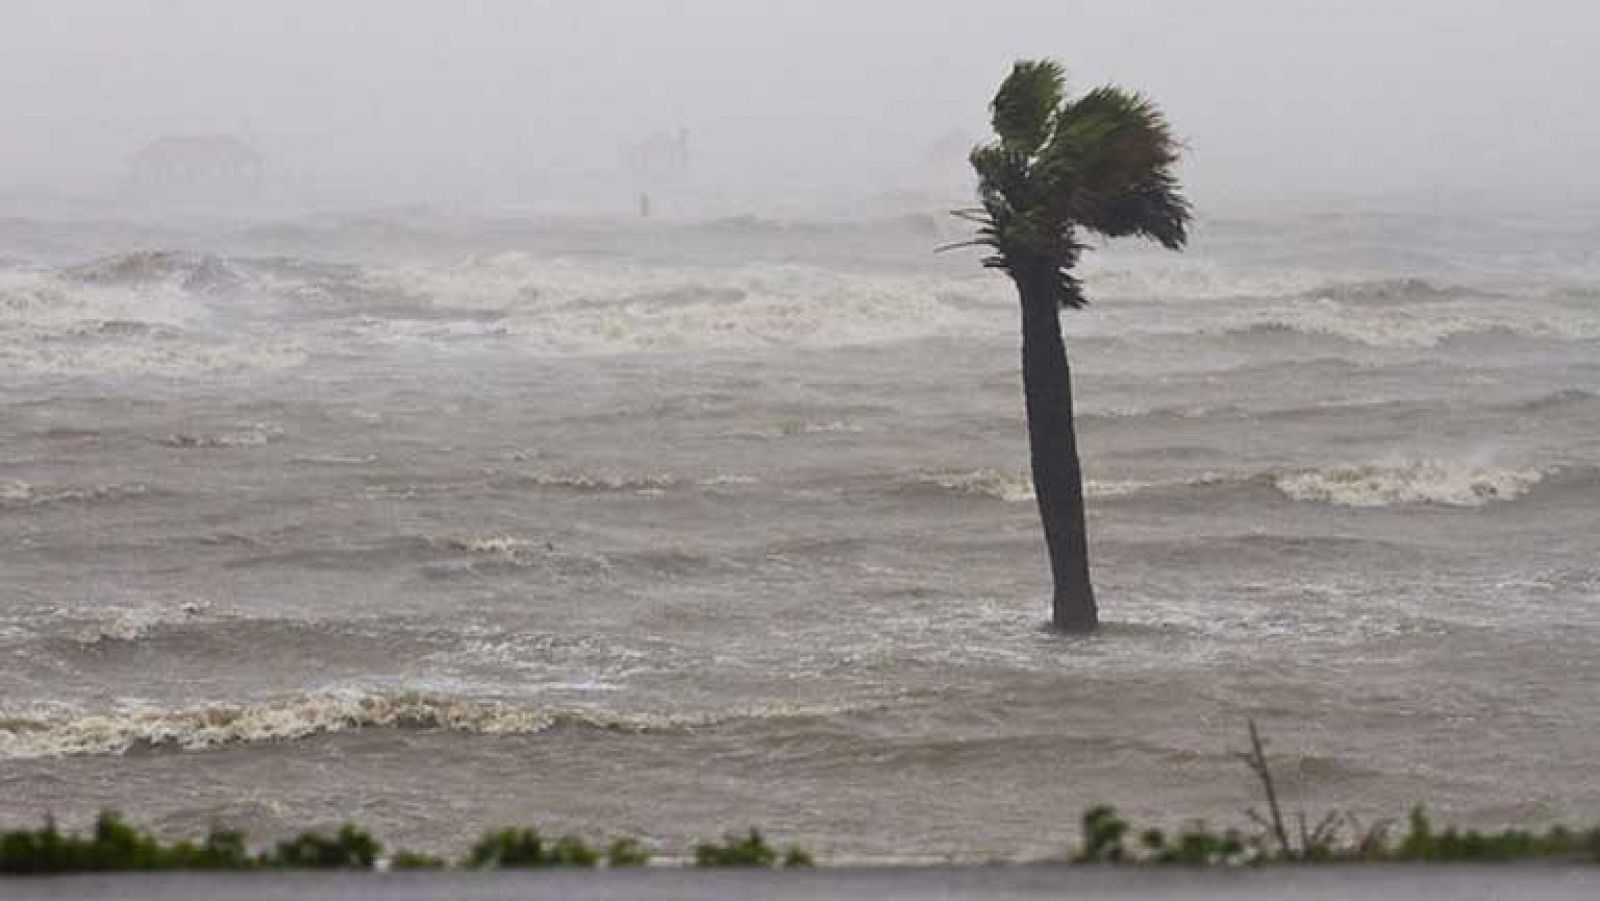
[
  {"x1": 1272, "y1": 460, "x2": 1546, "y2": 507},
  {"x1": 0, "y1": 693, "x2": 895, "y2": 759}
]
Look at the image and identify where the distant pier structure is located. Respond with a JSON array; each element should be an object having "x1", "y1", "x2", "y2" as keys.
[
  {"x1": 623, "y1": 128, "x2": 690, "y2": 218},
  {"x1": 126, "y1": 134, "x2": 264, "y2": 186},
  {"x1": 625, "y1": 127, "x2": 691, "y2": 179}
]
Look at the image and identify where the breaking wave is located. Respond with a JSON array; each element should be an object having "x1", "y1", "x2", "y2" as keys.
[
  {"x1": 774, "y1": 420, "x2": 865, "y2": 436},
  {"x1": 433, "y1": 534, "x2": 612, "y2": 576},
  {"x1": 1198, "y1": 299, "x2": 1600, "y2": 348},
  {"x1": 0, "y1": 693, "x2": 888, "y2": 759},
  {"x1": 443, "y1": 535, "x2": 535, "y2": 556},
  {"x1": 1, "y1": 267, "x2": 198, "y2": 332},
  {"x1": 518, "y1": 470, "x2": 682, "y2": 492},
  {"x1": 1296, "y1": 276, "x2": 1464, "y2": 305},
  {"x1": 1081, "y1": 260, "x2": 1330, "y2": 302},
  {"x1": 357, "y1": 254, "x2": 1010, "y2": 353},
  {"x1": 0, "y1": 260, "x2": 307, "y2": 376},
  {"x1": 13, "y1": 249, "x2": 1592, "y2": 369},
  {"x1": 917, "y1": 469, "x2": 1168, "y2": 503},
  {"x1": 922, "y1": 469, "x2": 1037, "y2": 502},
  {"x1": 1271, "y1": 461, "x2": 1548, "y2": 507},
  {"x1": 1081, "y1": 265, "x2": 1470, "y2": 306},
  {"x1": 917, "y1": 461, "x2": 1559, "y2": 508},
  {"x1": 159, "y1": 424, "x2": 283, "y2": 448},
  {"x1": 65, "y1": 602, "x2": 211, "y2": 647},
  {"x1": 0, "y1": 480, "x2": 150, "y2": 509},
  {"x1": 63, "y1": 251, "x2": 246, "y2": 292}
]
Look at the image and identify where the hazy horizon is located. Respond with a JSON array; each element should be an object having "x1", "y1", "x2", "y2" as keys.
[{"x1": 4, "y1": 2, "x2": 1597, "y2": 216}]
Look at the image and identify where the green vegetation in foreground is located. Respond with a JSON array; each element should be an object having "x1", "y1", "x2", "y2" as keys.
[
  {"x1": 605, "y1": 838, "x2": 651, "y2": 867},
  {"x1": 0, "y1": 812, "x2": 368, "y2": 874},
  {"x1": 2, "y1": 724, "x2": 1596, "y2": 874},
  {"x1": 1074, "y1": 804, "x2": 1600, "y2": 866},
  {"x1": 269, "y1": 824, "x2": 380, "y2": 869},
  {"x1": 0, "y1": 815, "x2": 824, "y2": 875},
  {"x1": 1074, "y1": 722, "x2": 1600, "y2": 866},
  {"x1": 0, "y1": 816, "x2": 819, "y2": 874},
  {"x1": 0, "y1": 815, "x2": 662, "y2": 874},
  {"x1": 1, "y1": 807, "x2": 1597, "y2": 875},
  {"x1": 693, "y1": 829, "x2": 813, "y2": 868},
  {"x1": 463, "y1": 828, "x2": 600, "y2": 868},
  {"x1": 387, "y1": 850, "x2": 447, "y2": 870}
]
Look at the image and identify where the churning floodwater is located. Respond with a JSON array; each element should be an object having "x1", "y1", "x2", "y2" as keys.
[{"x1": 2, "y1": 207, "x2": 1597, "y2": 860}]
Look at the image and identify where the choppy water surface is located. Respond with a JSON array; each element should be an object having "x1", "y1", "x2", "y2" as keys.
[{"x1": 2, "y1": 209, "x2": 1597, "y2": 859}]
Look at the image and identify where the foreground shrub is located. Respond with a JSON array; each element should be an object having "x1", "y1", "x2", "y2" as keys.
[
  {"x1": 166, "y1": 828, "x2": 253, "y2": 870},
  {"x1": 3, "y1": 799, "x2": 1595, "y2": 875},
  {"x1": 1070, "y1": 802, "x2": 1600, "y2": 867},
  {"x1": 605, "y1": 837, "x2": 651, "y2": 867},
  {"x1": 1064, "y1": 720, "x2": 1600, "y2": 872},
  {"x1": 694, "y1": 829, "x2": 775, "y2": 867},
  {"x1": 693, "y1": 829, "x2": 811, "y2": 868},
  {"x1": 547, "y1": 835, "x2": 599, "y2": 867},
  {"x1": 1141, "y1": 822, "x2": 1248, "y2": 866},
  {"x1": 0, "y1": 813, "x2": 253, "y2": 874},
  {"x1": 1074, "y1": 805, "x2": 1129, "y2": 863},
  {"x1": 1391, "y1": 806, "x2": 1600, "y2": 864},
  {"x1": 465, "y1": 828, "x2": 542, "y2": 868},
  {"x1": 265, "y1": 824, "x2": 380, "y2": 869},
  {"x1": 464, "y1": 828, "x2": 597, "y2": 868},
  {"x1": 388, "y1": 850, "x2": 446, "y2": 869}
]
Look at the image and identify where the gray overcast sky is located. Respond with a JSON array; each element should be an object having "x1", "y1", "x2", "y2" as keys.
[{"x1": 2, "y1": 0, "x2": 1595, "y2": 211}]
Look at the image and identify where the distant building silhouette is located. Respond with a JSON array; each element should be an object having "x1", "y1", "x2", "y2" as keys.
[{"x1": 127, "y1": 134, "x2": 263, "y2": 186}]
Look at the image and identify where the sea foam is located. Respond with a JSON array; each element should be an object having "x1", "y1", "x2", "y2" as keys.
[
  {"x1": 1272, "y1": 460, "x2": 1545, "y2": 507},
  {"x1": 919, "y1": 462, "x2": 1549, "y2": 509},
  {"x1": 0, "y1": 693, "x2": 888, "y2": 759},
  {"x1": 0, "y1": 268, "x2": 304, "y2": 376},
  {"x1": 919, "y1": 469, "x2": 1169, "y2": 502},
  {"x1": 0, "y1": 480, "x2": 149, "y2": 509},
  {"x1": 358, "y1": 255, "x2": 1011, "y2": 353}
]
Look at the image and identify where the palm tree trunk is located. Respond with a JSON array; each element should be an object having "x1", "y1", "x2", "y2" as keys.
[{"x1": 1016, "y1": 270, "x2": 1098, "y2": 631}]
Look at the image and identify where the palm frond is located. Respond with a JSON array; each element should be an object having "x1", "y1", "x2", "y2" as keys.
[
  {"x1": 1041, "y1": 86, "x2": 1182, "y2": 216},
  {"x1": 989, "y1": 60, "x2": 1065, "y2": 155},
  {"x1": 957, "y1": 60, "x2": 1191, "y2": 307},
  {"x1": 1077, "y1": 174, "x2": 1190, "y2": 249},
  {"x1": 969, "y1": 143, "x2": 1031, "y2": 206},
  {"x1": 933, "y1": 238, "x2": 989, "y2": 254}
]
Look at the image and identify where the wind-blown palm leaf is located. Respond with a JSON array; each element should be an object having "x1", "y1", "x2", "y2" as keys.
[
  {"x1": 1044, "y1": 87, "x2": 1178, "y2": 182},
  {"x1": 1040, "y1": 87, "x2": 1187, "y2": 246},
  {"x1": 958, "y1": 62, "x2": 1190, "y2": 306},
  {"x1": 989, "y1": 60, "x2": 1065, "y2": 155},
  {"x1": 1074, "y1": 174, "x2": 1189, "y2": 249},
  {"x1": 969, "y1": 143, "x2": 1032, "y2": 213}
]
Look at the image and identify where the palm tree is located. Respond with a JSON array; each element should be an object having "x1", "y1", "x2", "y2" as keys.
[{"x1": 951, "y1": 60, "x2": 1190, "y2": 631}]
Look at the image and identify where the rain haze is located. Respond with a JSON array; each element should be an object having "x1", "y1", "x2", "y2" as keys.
[
  {"x1": 3, "y1": 0, "x2": 1598, "y2": 212},
  {"x1": 2, "y1": 0, "x2": 1599, "y2": 882}
]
